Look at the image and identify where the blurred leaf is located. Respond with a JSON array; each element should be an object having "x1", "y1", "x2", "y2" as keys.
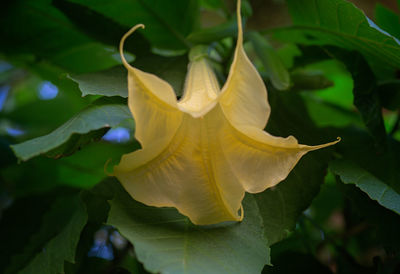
[
  {"x1": 199, "y1": 0, "x2": 224, "y2": 10},
  {"x1": 292, "y1": 59, "x2": 359, "y2": 128},
  {"x1": 375, "y1": 3, "x2": 400, "y2": 39},
  {"x1": 273, "y1": 0, "x2": 400, "y2": 75},
  {"x1": 378, "y1": 80, "x2": 400, "y2": 111},
  {"x1": 330, "y1": 159, "x2": 400, "y2": 215},
  {"x1": 0, "y1": 0, "x2": 123, "y2": 73},
  {"x1": 187, "y1": 19, "x2": 237, "y2": 44},
  {"x1": 249, "y1": 32, "x2": 290, "y2": 91},
  {"x1": 338, "y1": 181, "x2": 400, "y2": 254},
  {"x1": 108, "y1": 181, "x2": 270, "y2": 274},
  {"x1": 5, "y1": 193, "x2": 87, "y2": 274},
  {"x1": 298, "y1": 46, "x2": 387, "y2": 148},
  {"x1": 2, "y1": 142, "x2": 138, "y2": 196},
  {"x1": 70, "y1": 55, "x2": 187, "y2": 99},
  {"x1": 263, "y1": 251, "x2": 332, "y2": 274},
  {"x1": 257, "y1": 90, "x2": 337, "y2": 245},
  {"x1": 0, "y1": 192, "x2": 58, "y2": 272},
  {"x1": 65, "y1": 0, "x2": 199, "y2": 50},
  {"x1": 291, "y1": 69, "x2": 333, "y2": 91},
  {"x1": 53, "y1": 0, "x2": 151, "y2": 56},
  {"x1": 11, "y1": 97, "x2": 132, "y2": 161}
]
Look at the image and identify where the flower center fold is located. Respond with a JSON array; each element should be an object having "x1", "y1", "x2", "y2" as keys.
[{"x1": 178, "y1": 47, "x2": 220, "y2": 117}]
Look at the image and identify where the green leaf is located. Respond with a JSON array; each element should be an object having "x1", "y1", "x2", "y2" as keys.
[
  {"x1": 107, "y1": 181, "x2": 270, "y2": 274},
  {"x1": 255, "y1": 151, "x2": 332, "y2": 246},
  {"x1": 249, "y1": 32, "x2": 290, "y2": 91},
  {"x1": 292, "y1": 59, "x2": 359, "y2": 128},
  {"x1": 375, "y1": 3, "x2": 400, "y2": 39},
  {"x1": 263, "y1": 251, "x2": 332, "y2": 274},
  {"x1": 70, "y1": 55, "x2": 188, "y2": 98},
  {"x1": 0, "y1": 0, "x2": 123, "y2": 73},
  {"x1": 65, "y1": 0, "x2": 199, "y2": 50},
  {"x1": 378, "y1": 80, "x2": 400, "y2": 111},
  {"x1": 290, "y1": 69, "x2": 333, "y2": 92},
  {"x1": 330, "y1": 159, "x2": 400, "y2": 215},
  {"x1": 186, "y1": 19, "x2": 237, "y2": 44},
  {"x1": 259, "y1": 90, "x2": 338, "y2": 245},
  {"x1": 0, "y1": 193, "x2": 58, "y2": 272},
  {"x1": 296, "y1": 46, "x2": 387, "y2": 148},
  {"x1": 53, "y1": 0, "x2": 151, "y2": 56},
  {"x1": 12, "y1": 194, "x2": 87, "y2": 274},
  {"x1": 69, "y1": 66, "x2": 128, "y2": 98},
  {"x1": 273, "y1": 0, "x2": 400, "y2": 72},
  {"x1": 11, "y1": 97, "x2": 132, "y2": 161}
]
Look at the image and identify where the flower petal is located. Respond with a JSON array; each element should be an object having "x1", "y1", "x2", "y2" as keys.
[
  {"x1": 219, "y1": 114, "x2": 340, "y2": 193},
  {"x1": 114, "y1": 114, "x2": 244, "y2": 225},
  {"x1": 178, "y1": 57, "x2": 220, "y2": 117},
  {"x1": 119, "y1": 24, "x2": 183, "y2": 148},
  {"x1": 219, "y1": 0, "x2": 270, "y2": 130}
]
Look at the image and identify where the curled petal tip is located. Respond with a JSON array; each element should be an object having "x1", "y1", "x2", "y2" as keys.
[
  {"x1": 104, "y1": 158, "x2": 114, "y2": 177},
  {"x1": 119, "y1": 24, "x2": 146, "y2": 70},
  {"x1": 336, "y1": 137, "x2": 341, "y2": 142}
]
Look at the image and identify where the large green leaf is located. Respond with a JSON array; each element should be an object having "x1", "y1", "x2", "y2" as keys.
[
  {"x1": 65, "y1": 0, "x2": 199, "y2": 50},
  {"x1": 255, "y1": 151, "x2": 332, "y2": 245},
  {"x1": 249, "y1": 32, "x2": 290, "y2": 91},
  {"x1": 259, "y1": 90, "x2": 338, "y2": 245},
  {"x1": 330, "y1": 159, "x2": 400, "y2": 215},
  {"x1": 70, "y1": 55, "x2": 188, "y2": 99},
  {"x1": 273, "y1": 0, "x2": 400, "y2": 72},
  {"x1": 69, "y1": 66, "x2": 128, "y2": 98},
  {"x1": 3, "y1": 192, "x2": 87, "y2": 274},
  {"x1": 53, "y1": 0, "x2": 151, "y2": 56},
  {"x1": 11, "y1": 97, "x2": 132, "y2": 161},
  {"x1": 0, "y1": 0, "x2": 123, "y2": 73},
  {"x1": 107, "y1": 181, "x2": 270, "y2": 274}
]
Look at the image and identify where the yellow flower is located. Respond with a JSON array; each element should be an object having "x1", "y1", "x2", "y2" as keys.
[{"x1": 113, "y1": 0, "x2": 339, "y2": 225}]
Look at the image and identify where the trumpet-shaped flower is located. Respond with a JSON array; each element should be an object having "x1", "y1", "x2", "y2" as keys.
[{"x1": 113, "y1": 0, "x2": 339, "y2": 225}]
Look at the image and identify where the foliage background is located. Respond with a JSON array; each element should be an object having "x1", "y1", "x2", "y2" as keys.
[{"x1": 1, "y1": 0, "x2": 400, "y2": 273}]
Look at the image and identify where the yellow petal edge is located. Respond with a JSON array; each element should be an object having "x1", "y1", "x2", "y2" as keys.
[{"x1": 113, "y1": 0, "x2": 340, "y2": 225}]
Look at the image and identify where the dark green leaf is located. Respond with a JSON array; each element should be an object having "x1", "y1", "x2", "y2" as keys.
[
  {"x1": 5, "y1": 194, "x2": 87, "y2": 274},
  {"x1": 255, "y1": 151, "x2": 332, "y2": 246},
  {"x1": 273, "y1": 0, "x2": 400, "y2": 73},
  {"x1": 338, "y1": 182, "x2": 400, "y2": 253},
  {"x1": 70, "y1": 55, "x2": 188, "y2": 98},
  {"x1": 187, "y1": 19, "x2": 237, "y2": 44},
  {"x1": 330, "y1": 159, "x2": 400, "y2": 215},
  {"x1": 16, "y1": 196, "x2": 87, "y2": 274},
  {"x1": 64, "y1": 0, "x2": 199, "y2": 50},
  {"x1": 296, "y1": 46, "x2": 387, "y2": 148},
  {"x1": 290, "y1": 69, "x2": 333, "y2": 91},
  {"x1": 263, "y1": 251, "x2": 332, "y2": 274},
  {"x1": 53, "y1": 0, "x2": 151, "y2": 56},
  {"x1": 107, "y1": 181, "x2": 270, "y2": 274},
  {"x1": 375, "y1": 3, "x2": 400, "y2": 39},
  {"x1": 11, "y1": 97, "x2": 132, "y2": 161},
  {"x1": 249, "y1": 32, "x2": 290, "y2": 91},
  {"x1": 0, "y1": 0, "x2": 123, "y2": 73},
  {"x1": 260, "y1": 90, "x2": 337, "y2": 245},
  {"x1": 0, "y1": 193, "x2": 58, "y2": 272},
  {"x1": 378, "y1": 80, "x2": 400, "y2": 111}
]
